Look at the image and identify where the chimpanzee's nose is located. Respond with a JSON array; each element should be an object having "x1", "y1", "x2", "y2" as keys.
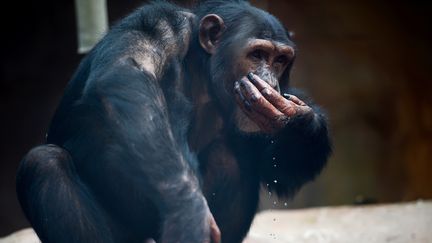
[
  {"x1": 261, "y1": 75, "x2": 280, "y2": 93},
  {"x1": 247, "y1": 72, "x2": 281, "y2": 94}
]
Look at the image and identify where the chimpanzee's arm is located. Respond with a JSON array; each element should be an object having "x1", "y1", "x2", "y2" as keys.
[
  {"x1": 44, "y1": 4, "x2": 220, "y2": 241},
  {"x1": 234, "y1": 75, "x2": 332, "y2": 197},
  {"x1": 59, "y1": 61, "x2": 215, "y2": 242},
  {"x1": 255, "y1": 89, "x2": 331, "y2": 196}
]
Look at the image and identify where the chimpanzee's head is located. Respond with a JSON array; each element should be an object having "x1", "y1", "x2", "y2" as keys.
[{"x1": 193, "y1": 0, "x2": 296, "y2": 132}]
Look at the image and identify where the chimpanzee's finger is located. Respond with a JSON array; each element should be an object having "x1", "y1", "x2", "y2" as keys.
[
  {"x1": 209, "y1": 213, "x2": 221, "y2": 243},
  {"x1": 235, "y1": 79, "x2": 288, "y2": 132},
  {"x1": 283, "y1": 93, "x2": 307, "y2": 106},
  {"x1": 234, "y1": 81, "x2": 252, "y2": 111},
  {"x1": 260, "y1": 88, "x2": 298, "y2": 117},
  {"x1": 295, "y1": 104, "x2": 314, "y2": 117},
  {"x1": 234, "y1": 86, "x2": 276, "y2": 133},
  {"x1": 247, "y1": 73, "x2": 307, "y2": 107},
  {"x1": 246, "y1": 73, "x2": 314, "y2": 118},
  {"x1": 247, "y1": 73, "x2": 297, "y2": 115},
  {"x1": 247, "y1": 72, "x2": 271, "y2": 91},
  {"x1": 238, "y1": 78, "x2": 285, "y2": 119}
]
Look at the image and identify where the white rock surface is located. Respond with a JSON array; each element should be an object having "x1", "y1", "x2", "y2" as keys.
[
  {"x1": 2, "y1": 201, "x2": 431, "y2": 243},
  {"x1": 245, "y1": 200, "x2": 432, "y2": 243}
]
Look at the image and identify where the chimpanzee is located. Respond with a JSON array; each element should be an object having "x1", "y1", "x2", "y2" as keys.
[{"x1": 16, "y1": 1, "x2": 331, "y2": 243}]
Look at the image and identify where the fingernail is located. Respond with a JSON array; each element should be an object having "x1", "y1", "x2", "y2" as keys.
[
  {"x1": 234, "y1": 82, "x2": 242, "y2": 93},
  {"x1": 283, "y1": 93, "x2": 291, "y2": 99},
  {"x1": 244, "y1": 101, "x2": 252, "y2": 111},
  {"x1": 247, "y1": 72, "x2": 256, "y2": 83}
]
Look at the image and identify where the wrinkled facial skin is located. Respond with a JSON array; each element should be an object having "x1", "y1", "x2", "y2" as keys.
[
  {"x1": 199, "y1": 14, "x2": 296, "y2": 133},
  {"x1": 236, "y1": 38, "x2": 295, "y2": 92},
  {"x1": 210, "y1": 38, "x2": 294, "y2": 110},
  {"x1": 223, "y1": 38, "x2": 295, "y2": 133}
]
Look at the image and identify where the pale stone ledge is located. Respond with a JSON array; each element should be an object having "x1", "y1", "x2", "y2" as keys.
[{"x1": 1, "y1": 201, "x2": 431, "y2": 243}]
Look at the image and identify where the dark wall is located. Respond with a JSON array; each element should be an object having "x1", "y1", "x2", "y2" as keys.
[
  {"x1": 266, "y1": 0, "x2": 432, "y2": 208},
  {"x1": 1, "y1": 1, "x2": 76, "y2": 234},
  {"x1": 1, "y1": 0, "x2": 431, "y2": 236}
]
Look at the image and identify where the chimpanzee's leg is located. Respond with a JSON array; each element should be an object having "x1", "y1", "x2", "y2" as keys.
[{"x1": 16, "y1": 144, "x2": 120, "y2": 243}]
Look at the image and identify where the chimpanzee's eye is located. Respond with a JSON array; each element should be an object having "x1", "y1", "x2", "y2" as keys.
[
  {"x1": 250, "y1": 50, "x2": 265, "y2": 60},
  {"x1": 274, "y1": 55, "x2": 288, "y2": 65}
]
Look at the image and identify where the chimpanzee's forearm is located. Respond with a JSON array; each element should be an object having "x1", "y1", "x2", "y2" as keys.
[
  {"x1": 60, "y1": 62, "x2": 210, "y2": 242},
  {"x1": 256, "y1": 104, "x2": 331, "y2": 197},
  {"x1": 230, "y1": 90, "x2": 331, "y2": 197}
]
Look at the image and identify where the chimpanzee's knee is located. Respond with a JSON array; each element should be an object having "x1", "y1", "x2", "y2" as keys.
[
  {"x1": 16, "y1": 144, "x2": 75, "y2": 210},
  {"x1": 17, "y1": 144, "x2": 72, "y2": 179}
]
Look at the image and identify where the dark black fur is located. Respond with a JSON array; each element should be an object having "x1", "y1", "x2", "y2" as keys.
[{"x1": 16, "y1": 1, "x2": 331, "y2": 243}]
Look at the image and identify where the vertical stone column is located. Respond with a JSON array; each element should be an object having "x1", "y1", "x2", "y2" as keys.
[{"x1": 74, "y1": 0, "x2": 108, "y2": 54}]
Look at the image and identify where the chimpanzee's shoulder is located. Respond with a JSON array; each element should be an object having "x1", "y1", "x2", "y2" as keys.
[{"x1": 112, "y1": 1, "x2": 195, "y2": 34}]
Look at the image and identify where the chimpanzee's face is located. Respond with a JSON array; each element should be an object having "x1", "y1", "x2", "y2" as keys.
[
  {"x1": 236, "y1": 38, "x2": 294, "y2": 92},
  {"x1": 199, "y1": 12, "x2": 295, "y2": 133},
  {"x1": 224, "y1": 37, "x2": 295, "y2": 132}
]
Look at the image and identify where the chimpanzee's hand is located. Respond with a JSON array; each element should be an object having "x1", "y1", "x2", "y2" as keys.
[
  {"x1": 207, "y1": 211, "x2": 221, "y2": 243},
  {"x1": 234, "y1": 73, "x2": 313, "y2": 134},
  {"x1": 143, "y1": 210, "x2": 220, "y2": 243}
]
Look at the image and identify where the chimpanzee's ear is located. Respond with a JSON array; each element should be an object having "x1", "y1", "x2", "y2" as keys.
[{"x1": 199, "y1": 14, "x2": 225, "y2": 54}]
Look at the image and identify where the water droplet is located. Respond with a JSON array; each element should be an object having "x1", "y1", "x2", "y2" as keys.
[
  {"x1": 266, "y1": 183, "x2": 269, "y2": 187},
  {"x1": 270, "y1": 140, "x2": 274, "y2": 144},
  {"x1": 273, "y1": 201, "x2": 277, "y2": 205},
  {"x1": 272, "y1": 157, "x2": 276, "y2": 160},
  {"x1": 273, "y1": 179, "x2": 278, "y2": 183},
  {"x1": 268, "y1": 191, "x2": 272, "y2": 196},
  {"x1": 212, "y1": 193, "x2": 216, "y2": 196},
  {"x1": 284, "y1": 202, "x2": 288, "y2": 206},
  {"x1": 273, "y1": 164, "x2": 277, "y2": 168}
]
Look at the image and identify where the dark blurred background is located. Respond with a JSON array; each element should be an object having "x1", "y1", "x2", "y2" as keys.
[{"x1": 1, "y1": 0, "x2": 431, "y2": 236}]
